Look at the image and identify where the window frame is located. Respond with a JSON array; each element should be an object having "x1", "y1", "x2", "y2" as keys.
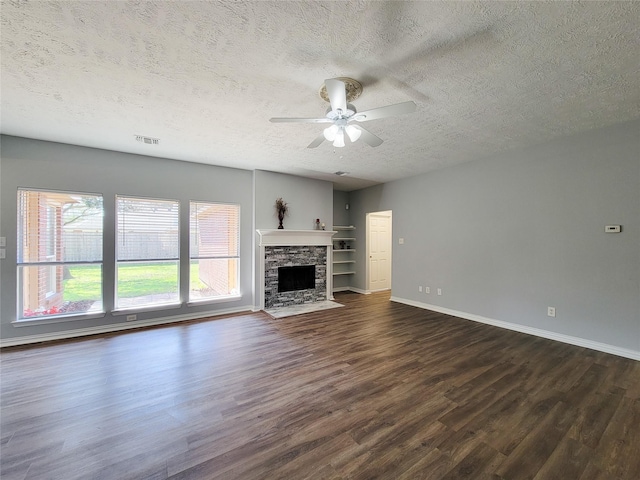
[
  {"x1": 15, "y1": 188, "x2": 105, "y2": 324},
  {"x1": 114, "y1": 195, "x2": 181, "y2": 312},
  {"x1": 188, "y1": 200, "x2": 241, "y2": 305}
]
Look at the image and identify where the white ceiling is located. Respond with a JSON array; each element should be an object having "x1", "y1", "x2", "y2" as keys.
[{"x1": 2, "y1": 1, "x2": 639, "y2": 191}]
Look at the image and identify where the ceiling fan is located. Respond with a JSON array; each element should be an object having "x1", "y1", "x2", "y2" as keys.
[{"x1": 269, "y1": 77, "x2": 416, "y2": 148}]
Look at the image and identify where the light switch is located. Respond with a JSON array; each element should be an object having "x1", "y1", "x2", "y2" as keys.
[
  {"x1": 0, "y1": 249, "x2": 5, "y2": 259},
  {"x1": 398, "y1": 238, "x2": 404, "y2": 244},
  {"x1": 0, "y1": 237, "x2": 6, "y2": 247}
]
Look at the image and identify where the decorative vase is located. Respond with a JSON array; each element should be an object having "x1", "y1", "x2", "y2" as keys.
[{"x1": 278, "y1": 212, "x2": 284, "y2": 229}]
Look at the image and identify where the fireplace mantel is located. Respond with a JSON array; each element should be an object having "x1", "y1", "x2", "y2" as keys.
[
  {"x1": 256, "y1": 229, "x2": 337, "y2": 310},
  {"x1": 256, "y1": 229, "x2": 336, "y2": 246}
]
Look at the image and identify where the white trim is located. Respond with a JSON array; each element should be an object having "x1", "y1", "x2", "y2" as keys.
[
  {"x1": 12, "y1": 311, "x2": 107, "y2": 327},
  {"x1": 345, "y1": 287, "x2": 371, "y2": 295},
  {"x1": 256, "y1": 229, "x2": 336, "y2": 246},
  {"x1": 390, "y1": 296, "x2": 640, "y2": 361},
  {"x1": 332, "y1": 286, "x2": 352, "y2": 293},
  {"x1": 111, "y1": 303, "x2": 182, "y2": 316},
  {"x1": 332, "y1": 286, "x2": 370, "y2": 295},
  {"x1": 1, "y1": 305, "x2": 254, "y2": 348}
]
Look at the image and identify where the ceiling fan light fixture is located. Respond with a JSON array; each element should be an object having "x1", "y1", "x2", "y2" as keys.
[
  {"x1": 323, "y1": 124, "x2": 339, "y2": 141},
  {"x1": 270, "y1": 78, "x2": 416, "y2": 149},
  {"x1": 345, "y1": 125, "x2": 362, "y2": 142}
]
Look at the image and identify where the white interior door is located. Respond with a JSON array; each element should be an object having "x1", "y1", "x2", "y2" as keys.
[{"x1": 367, "y1": 211, "x2": 392, "y2": 291}]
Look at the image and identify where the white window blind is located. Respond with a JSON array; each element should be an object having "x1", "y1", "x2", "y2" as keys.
[
  {"x1": 116, "y1": 196, "x2": 180, "y2": 309},
  {"x1": 189, "y1": 202, "x2": 240, "y2": 301},
  {"x1": 117, "y1": 196, "x2": 179, "y2": 261},
  {"x1": 17, "y1": 189, "x2": 104, "y2": 319}
]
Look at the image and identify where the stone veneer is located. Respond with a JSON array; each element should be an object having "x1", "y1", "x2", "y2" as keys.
[{"x1": 264, "y1": 245, "x2": 327, "y2": 308}]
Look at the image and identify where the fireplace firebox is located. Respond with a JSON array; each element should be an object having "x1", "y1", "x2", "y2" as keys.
[{"x1": 278, "y1": 265, "x2": 315, "y2": 292}]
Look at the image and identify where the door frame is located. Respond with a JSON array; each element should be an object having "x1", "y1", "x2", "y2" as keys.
[{"x1": 365, "y1": 210, "x2": 392, "y2": 292}]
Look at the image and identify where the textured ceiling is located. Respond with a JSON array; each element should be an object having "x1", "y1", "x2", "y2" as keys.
[{"x1": 2, "y1": 1, "x2": 639, "y2": 191}]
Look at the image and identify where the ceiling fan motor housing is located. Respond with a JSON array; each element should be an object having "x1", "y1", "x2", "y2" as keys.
[{"x1": 326, "y1": 104, "x2": 357, "y2": 120}]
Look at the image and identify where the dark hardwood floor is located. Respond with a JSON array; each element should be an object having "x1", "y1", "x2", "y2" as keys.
[{"x1": 1, "y1": 292, "x2": 639, "y2": 480}]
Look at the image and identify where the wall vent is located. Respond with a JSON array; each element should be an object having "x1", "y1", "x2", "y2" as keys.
[{"x1": 135, "y1": 135, "x2": 160, "y2": 145}]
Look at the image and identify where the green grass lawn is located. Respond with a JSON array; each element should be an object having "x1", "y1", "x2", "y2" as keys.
[{"x1": 64, "y1": 263, "x2": 206, "y2": 301}]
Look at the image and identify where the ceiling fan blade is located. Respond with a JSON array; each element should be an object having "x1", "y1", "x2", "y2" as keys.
[
  {"x1": 324, "y1": 78, "x2": 347, "y2": 113},
  {"x1": 307, "y1": 133, "x2": 326, "y2": 149},
  {"x1": 357, "y1": 126, "x2": 383, "y2": 147},
  {"x1": 352, "y1": 101, "x2": 416, "y2": 122},
  {"x1": 270, "y1": 117, "x2": 332, "y2": 123}
]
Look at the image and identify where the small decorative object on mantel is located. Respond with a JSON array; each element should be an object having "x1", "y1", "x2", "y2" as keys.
[
  {"x1": 321, "y1": 223, "x2": 326, "y2": 230},
  {"x1": 275, "y1": 197, "x2": 288, "y2": 229},
  {"x1": 315, "y1": 218, "x2": 320, "y2": 230}
]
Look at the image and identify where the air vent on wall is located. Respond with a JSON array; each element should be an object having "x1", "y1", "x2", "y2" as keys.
[
  {"x1": 135, "y1": 135, "x2": 160, "y2": 145},
  {"x1": 334, "y1": 171, "x2": 349, "y2": 176}
]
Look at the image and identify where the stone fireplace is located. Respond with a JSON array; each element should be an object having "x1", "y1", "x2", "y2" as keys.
[{"x1": 256, "y1": 229, "x2": 336, "y2": 310}]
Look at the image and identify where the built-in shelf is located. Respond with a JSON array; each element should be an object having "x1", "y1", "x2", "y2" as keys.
[{"x1": 332, "y1": 226, "x2": 356, "y2": 281}]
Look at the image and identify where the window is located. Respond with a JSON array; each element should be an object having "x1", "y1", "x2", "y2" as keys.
[
  {"x1": 116, "y1": 196, "x2": 180, "y2": 309},
  {"x1": 17, "y1": 189, "x2": 103, "y2": 319},
  {"x1": 189, "y1": 202, "x2": 240, "y2": 302}
]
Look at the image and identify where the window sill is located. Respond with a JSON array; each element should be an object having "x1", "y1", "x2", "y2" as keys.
[
  {"x1": 111, "y1": 302, "x2": 182, "y2": 316},
  {"x1": 187, "y1": 294, "x2": 242, "y2": 307},
  {"x1": 12, "y1": 311, "x2": 107, "y2": 327}
]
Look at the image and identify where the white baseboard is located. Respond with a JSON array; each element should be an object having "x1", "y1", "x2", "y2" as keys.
[
  {"x1": 333, "y1": 286, "x2": 371, "y2": 294},
  {"x1": 1, "y1": 305, "x2": 254, "y2": 348},
  {"x1": 335, "y1": 286, "x2": 370, "y2": 295},
  {"x1": 332, "y1": 286, "x2": 351, "y2": 293},
  {"x1": 390, "y1": 296, "x2": 640, "y2": 361}
]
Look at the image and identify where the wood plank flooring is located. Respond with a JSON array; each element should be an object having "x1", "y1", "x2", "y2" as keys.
[{"x1": 1, "y1": 291, "x2": 639, "y2": 479}]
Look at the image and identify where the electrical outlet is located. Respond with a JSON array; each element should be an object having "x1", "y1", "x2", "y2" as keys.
[
  {"x1": 425, "y1": 287, "x2": 430, "y2": 294},
  {"x1": 126, "y1": 314, "x2": 137, "y2": 322},
  {"x1": 0, "y1": 249, "x2": 5, "y2": 259},
  {"x1": 547, "y1": 307, "x2": 556, "y2": 318},
  {"x1": 418, "y1": 285, "x2": 422, "y2": 292},
  {"x1": 437, "y1": 288, "x2": 442, "y2": 296},
  {"x1": 399, "y1": 238, "x2": 405, "y2": 245},
  {"x1": 0, "y1": 237, "x2": 6, "y2": 247}
]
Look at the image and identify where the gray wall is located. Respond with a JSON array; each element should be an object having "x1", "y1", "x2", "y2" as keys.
[
  {"x1": 349, "y1": 120, "x2": 640, "y2": 353},
  {"x1": 252, "y1": 170, "x2": 333, "y2": 307},
  {"x1": 332, "y1": 190, "x2": 351, "y2": 227},
  {"x1": 0, "y1": 135, "x2": 254, "y2": 342},
  {"x1": 254, "y1": 170, "x2": 333, "y2": 230}
]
